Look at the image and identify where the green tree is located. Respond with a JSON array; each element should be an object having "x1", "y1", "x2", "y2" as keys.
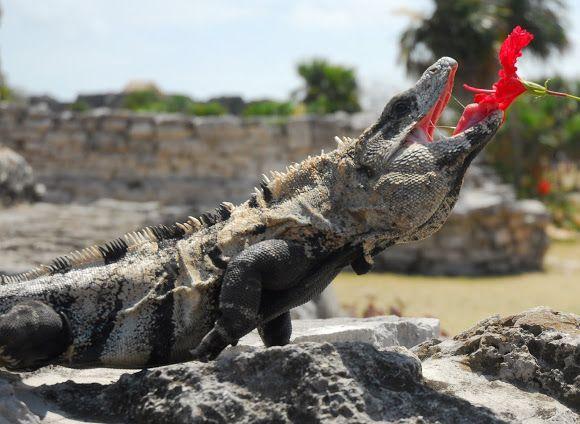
[
  {"x1": 122, "y1": 89, "x2": 165, "y2": 112},
  {"x1": 187, "y1": 102, "x2": 226, "y2": 116},
  {"x1": 242, "y1": 100, "x2": 294, "y2": 117},
  {"x1": 297, "y1": 59, "x2": 361, "y2": 114},
  {"x1": 399, "y1": 0, "x2": 568, "y2": 101}
]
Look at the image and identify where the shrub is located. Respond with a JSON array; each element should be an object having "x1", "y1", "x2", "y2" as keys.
[{"x1": 242, "y1": 100, "x2": 294, "y2": 117}]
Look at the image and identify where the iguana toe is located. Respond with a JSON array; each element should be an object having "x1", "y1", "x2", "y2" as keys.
[{"x1": 190, "y1": 327, "x2": 231, "y2": 362}]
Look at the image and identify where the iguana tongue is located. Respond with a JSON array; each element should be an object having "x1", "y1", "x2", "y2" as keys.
[{"x1": 453, "y1": 102, "x2": 503, "y2": 135}]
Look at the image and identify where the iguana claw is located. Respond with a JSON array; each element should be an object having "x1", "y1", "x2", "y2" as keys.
[{"x1": 190, "y1": 328, "x2": 232, "y2": 362}]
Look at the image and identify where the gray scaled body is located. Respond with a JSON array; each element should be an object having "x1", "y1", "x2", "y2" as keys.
[{"x1": 0, "y1": 57, "x2": 502, "y2": 370}]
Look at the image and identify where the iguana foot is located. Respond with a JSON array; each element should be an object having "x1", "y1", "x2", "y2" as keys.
[
  {"x1": 258, "y1": 311, "x2": 292, "y2": 347},
  {"x1": 190, "y1": 326, "x2": 235, "y2": 362},
  {"x1": 0, "y1": 300, "x2": 71, "y2": 371}
]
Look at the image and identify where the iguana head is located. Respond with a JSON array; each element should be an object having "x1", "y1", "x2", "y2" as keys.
[{"x1": 349, "y1": 57, "x2": 502, "y2": 243}]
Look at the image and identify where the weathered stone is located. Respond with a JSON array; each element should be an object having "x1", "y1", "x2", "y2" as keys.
[
  {"x1": 231, "y1": 316, "x2": 439, "y2": 354},
  {"x1": 3, "y1": 311, "x2": 576, "y2": 423},
  {"x1": 155, "y1": 115, "x2": 193, "y2": 141},
  {"x1": 0, "y1": 147, "x2": 42, "y2": 207},
  {"x1": 128, "y1": 119, "x2": 155, "y2": 141},
  {"x1": 0, "y1": 380, "x2": 39, "y2": 424},
  {"x1": 101, "y1": 116, "x2": 128, "y2": 133},
  {"x1": 17, "y1": 343, "x2": 505, "y2": 423},
  {"x1": 415, "y1": 307, "x2": 580, "y2": 414}
]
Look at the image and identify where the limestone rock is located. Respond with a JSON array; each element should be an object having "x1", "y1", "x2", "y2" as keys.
[
  {"x1": 225, "y1": 315, "x2": 439, "y2": 358},
  {"x1": 32, "y1": 343, "x2": 505, "y2": 423},
  {"x1": 0, "y1": 312, "x2": 577, "y2": 423},
  {"x1": 0, "y1": 146, "x2": 42, "y2": 207},
  {"x1": 0, "y1": 379, "x2": 39, "y2": 424},
  {"x1": 416, "y1": 307, "x2": 579, "y2": 420}
]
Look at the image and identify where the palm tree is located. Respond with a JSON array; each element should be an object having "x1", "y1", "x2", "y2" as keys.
[{"x1": 399, "y1": 0, "x2": 569, "y2": 103}]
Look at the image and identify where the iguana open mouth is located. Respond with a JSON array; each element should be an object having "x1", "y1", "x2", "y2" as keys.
[
  {"x1": 408, "y1": 64, "x2": 492, "y2": 144},
  {"x1": 417, "y1": 65, "x2": 457, "y2": 141}
]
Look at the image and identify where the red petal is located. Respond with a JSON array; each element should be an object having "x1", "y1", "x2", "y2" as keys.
[
  {"x1": 453, "y1": 102, "x2": 501, "y2": 135},
  {"x1": 462, "y1": 26, "x2": 534, "y2": 114},
  {"x1": 499, "y1": 26, "x2": 534, "y2": 76},
  {"x1": 492, "y1": 76, "x2": 526, "y2": 110}
]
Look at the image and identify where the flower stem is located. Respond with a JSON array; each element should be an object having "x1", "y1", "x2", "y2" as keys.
[{"x1": 546, "y1": 89, "x2": 580, "y2": 101}]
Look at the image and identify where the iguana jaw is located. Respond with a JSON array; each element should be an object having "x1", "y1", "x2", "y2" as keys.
[{"x1": 414, "y1": 62, "x2": 456, "y2": 141}]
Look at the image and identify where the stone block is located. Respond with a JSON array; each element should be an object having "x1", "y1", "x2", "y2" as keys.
[
  {"x1": 287, "y1": 116, "x2": 313, "y2": 150},
  {"x1": 128, "y1": 119, "x2": 155, "y2": 141},
  {"x1": 156, "y1": 115, "x2": 193, "y2": 141},
  {"x1": 91, "y1": 133, "x2": 127, "y2": 152},
  {"x1": 233, "y1": 316, "x2": 440, "y2": 352},
  {"x1": 102, "y1": 116, "x2": 129, "y2": 133},
  {"x1": 195, "y1": 116, "x2": 243, "y2": 140}
]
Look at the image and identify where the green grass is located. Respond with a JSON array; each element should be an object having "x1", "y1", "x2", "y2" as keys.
[{"x1": 332, "y1": 240, "x2": 580, "y2": 335}]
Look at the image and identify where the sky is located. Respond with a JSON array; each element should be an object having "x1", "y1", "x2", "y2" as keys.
[{"x1": 2, "y1": 0, "x2": 579, "y2": 108}]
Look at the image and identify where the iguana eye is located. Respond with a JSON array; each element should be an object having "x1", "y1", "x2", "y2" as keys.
[{"x1": 392, "y1": 100, "x2": 410, "y2": 117}]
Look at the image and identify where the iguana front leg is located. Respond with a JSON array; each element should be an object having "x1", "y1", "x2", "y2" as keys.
[
  {"x1": 0, "y1": 300, "x2": 71, "y2": 371},
  {"x1": 191, "y1": 240, "x2": 313, "y2": 361}
]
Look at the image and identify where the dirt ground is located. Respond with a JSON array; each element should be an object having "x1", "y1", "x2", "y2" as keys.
[{"x1": 332, "y1": 240, "x2": 580, "y2": 335}]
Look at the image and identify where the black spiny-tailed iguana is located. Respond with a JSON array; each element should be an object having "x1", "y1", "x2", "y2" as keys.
[{"x1": 0, "y1": 57, "x2": 502, "y2": 370}]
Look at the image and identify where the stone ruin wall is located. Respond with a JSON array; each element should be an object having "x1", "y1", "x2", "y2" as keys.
[
  {"x1": 0, "y1": 104, "x2": 357, "y2": 206},
  {"x1": 0, "y1": 104, "x2": 549, "y2": 275}
]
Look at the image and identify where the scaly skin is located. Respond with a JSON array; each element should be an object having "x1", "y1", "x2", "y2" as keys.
[{"x1": 0, "y1": 57, "x2": 502, "y2": 370}]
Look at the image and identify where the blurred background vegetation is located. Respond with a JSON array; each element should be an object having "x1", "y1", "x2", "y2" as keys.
[{"x1": 399, "y1": 0, "x2": 578, "y2": 231}]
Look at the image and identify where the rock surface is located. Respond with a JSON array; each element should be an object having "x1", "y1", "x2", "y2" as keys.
[
  {"x1": 38, "y1": 343, "x2": 505, "y2": 424},
  {"x1": 233, "y1": 316, "x2": 440, "y2": 353},
  {"x1": 416, "y1": 307, "x2": 580, "y2": 413},
  {"x1": 0, "y1": 146, "x2": 42, "y2": 207},
  {"x1": 1, "y1": 310, "x2": 578, "y2": 423}
]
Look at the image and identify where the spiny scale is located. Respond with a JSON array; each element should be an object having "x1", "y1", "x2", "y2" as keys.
[{"x1": 0, "y1": 202, "x2": 236, "y2": 285}]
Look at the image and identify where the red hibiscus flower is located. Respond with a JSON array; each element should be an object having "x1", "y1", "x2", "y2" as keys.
[
  {"x1": 537, "y1": 179, "x2": 551, "y2": 196},
  {"x1": 464, "y1": 26, "x2": 534, "y2": 111},
  {"x1": 454, "y1": 26, "x2": 533, "y2": 134},
  {"x1": 454, "y1": 26, "x2": 579, "y2": 135}
]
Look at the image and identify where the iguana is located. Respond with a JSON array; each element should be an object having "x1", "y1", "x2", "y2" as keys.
[{"x1": 0, "y1": 57, "x2": 502, "y2": 370}]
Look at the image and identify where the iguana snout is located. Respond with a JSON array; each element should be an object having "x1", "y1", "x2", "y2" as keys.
[{"x1": 351, "y1": 57, "x2": 502, "y2": 239}]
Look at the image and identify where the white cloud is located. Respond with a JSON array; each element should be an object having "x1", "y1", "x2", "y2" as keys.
[{"x1": 288, "y1": 0, "x2": 429, "y2": 30}]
